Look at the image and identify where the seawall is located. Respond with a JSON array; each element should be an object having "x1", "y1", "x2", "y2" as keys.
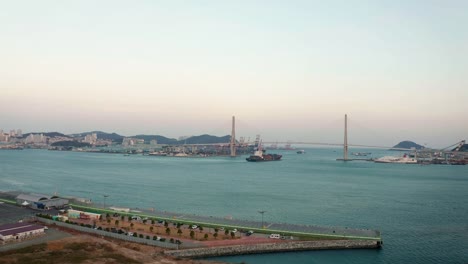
[{"x1": 165, "y1": 240, "x2": 381, "y2": 258}]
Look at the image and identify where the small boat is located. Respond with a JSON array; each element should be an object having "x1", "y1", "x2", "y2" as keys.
[
  {"x1": 297, "y1": 150, "x2": 305, "y2": 154},
  {"x1": 352, "y1": 152, "x2": 371, "y2": 156},
  {"x1": 246, "y1": 140, "x2": 282, "y2": 162}
]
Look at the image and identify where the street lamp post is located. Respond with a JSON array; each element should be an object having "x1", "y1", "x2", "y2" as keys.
[
  {"x1": 258, "y1": 210, "x2": 266, "y2": 229},
  {"x1": 103, "y1": 195, "x2": 109, "y2": 209}
]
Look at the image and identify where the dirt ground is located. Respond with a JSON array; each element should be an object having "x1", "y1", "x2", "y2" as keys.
[
  {"x1": 75, "y1": 216, "x2": 244, "y2": 243},
  {"x1": 0, "y1": 234, "x2": 223, "y2": 264}
]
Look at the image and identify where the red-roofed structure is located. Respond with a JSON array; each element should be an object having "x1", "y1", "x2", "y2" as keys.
[{"x1": 0, "y1": 222, "x2": 45, "y2": 243}]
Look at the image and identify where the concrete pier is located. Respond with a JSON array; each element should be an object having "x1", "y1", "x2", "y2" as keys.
[{"x1": 165, "y1": 240, "x2": 382, "y2": 258}]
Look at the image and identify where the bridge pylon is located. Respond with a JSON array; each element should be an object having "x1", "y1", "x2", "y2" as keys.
[{"x1": 230, "y1": 116, "x2": 236, "y2": 157}]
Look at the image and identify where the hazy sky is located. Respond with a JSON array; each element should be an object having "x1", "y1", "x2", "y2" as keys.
[{"x1": 1, "y1": 1, "x2": 467, "y2": 148}]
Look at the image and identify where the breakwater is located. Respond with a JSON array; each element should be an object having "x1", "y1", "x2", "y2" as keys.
[{"x1": 165, "y1": 240, "x2": 381, "y2": 258}]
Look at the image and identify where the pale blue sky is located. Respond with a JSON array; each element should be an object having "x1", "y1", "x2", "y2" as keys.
[{"x1": 1, "y1": 1, "x2": 467, "y2": 147}]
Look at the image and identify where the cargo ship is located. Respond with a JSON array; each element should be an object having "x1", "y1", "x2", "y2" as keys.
[{"x1": 246, "y1": 141, "x2": 282, "y2": 162}]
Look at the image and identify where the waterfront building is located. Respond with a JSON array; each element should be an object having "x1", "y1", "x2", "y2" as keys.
[
  {"x1": 48, "y1": 136, "x2": 74, "y2": 144},
  {"x1": 24, "y1": 134, "x2": 47, "y2": 144},
  {"x1": 122, "y1": 138, "x2": 144, "y2": 146},
  {"x1": 16, "y1": 193, "x2": 69, "y2": 210},
  {"x1": 67, "y1": 209, "x2": 101, "y2": 220},
  {"x1": 0, "y1": 223, "x2": 45, "y2": 243},
  {"x1": 83, "y1": 133, "x2": 97, "y2": 144},
  {"x1": 0, "y1": 133, "x2": 9, "y2": 142}
]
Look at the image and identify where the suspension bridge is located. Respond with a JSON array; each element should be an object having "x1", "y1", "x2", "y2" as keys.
[{"x1": 164, "y1": 115, "x2": 466, "y2": 161}]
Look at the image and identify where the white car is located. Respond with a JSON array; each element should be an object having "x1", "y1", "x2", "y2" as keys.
[
  {"x1": 191, "y1": 225, "x2": 198, "y2": 229},
  {"x1": 269, "y1": 234, "x2": 280, "y2": 239},
  {"x1": 127, "y1": 232, "x2": 134, "y2": 236},
  {"x1": 232, "y1": 229, "x2": 237, "y2": 233}
]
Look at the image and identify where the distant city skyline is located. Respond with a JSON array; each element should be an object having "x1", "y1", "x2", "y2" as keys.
[{"x1": 1, "y1": 1, "x2": 467, "y2": 148}]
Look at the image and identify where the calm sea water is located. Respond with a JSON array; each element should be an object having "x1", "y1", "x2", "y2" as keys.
[{"x1": 0, "y1": 149, "x2": 467, "y2": 263}]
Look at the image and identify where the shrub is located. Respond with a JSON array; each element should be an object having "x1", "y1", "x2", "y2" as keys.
[
  {"x1": 170, "y1": 238, "x2": 174, "y2": 243},
  {"x1": 146, "y1": 235, "x2": 150, "y2": 239},
  {"x1": 159, "y1": 238, "x2": 166, "y2": 242},
  {"x1": 139, "y1": 234, "x2": 144, "y2": 238}
]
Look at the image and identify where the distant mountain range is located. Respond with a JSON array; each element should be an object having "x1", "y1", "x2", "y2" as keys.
[
  {"x1": 67, "y1": 131, "x2": 231, "y2": 145},
  {"x1": 21, "y1": 132, "x2": 71, "y2": 138},
  {"x1": 391, "y1": 141, "x2": 424, "y2": 150},
  {"x1": 69, "y1": 131, "x2": 124, "y2": 141}
]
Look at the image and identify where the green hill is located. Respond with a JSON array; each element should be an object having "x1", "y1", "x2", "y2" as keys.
[
  {"x1": 22, "y1": 132, "x2": 70, "y2": 138},
  {"x1": 178, "y1": 134, "x2": 231, "y2": 144},
  {"x1": 131, "y1": 135, "x2": 178, "y2": 144},
  {"x1": 70, "y1": 131, "x2": 124, "y2": 142},
  {"x1": 391, "y1": 141, "x2": 424, "y2": 150}
]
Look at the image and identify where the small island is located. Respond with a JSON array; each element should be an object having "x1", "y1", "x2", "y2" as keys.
[{"x1": 391, "y1": 141, "x2": 424, "y2": 150}]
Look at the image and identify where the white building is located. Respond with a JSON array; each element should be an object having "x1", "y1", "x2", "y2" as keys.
[
  {"x1": 0, "y1": 222, "x2": 45, "y2": 243},
  {"x1": 0, "y1": 133, "x2": 9, "y2": 142},
  {"x1": 83, "y1": 133, "x2": 98, "y2": 144},
  {"x1": 122, "y1": 138, "x2": 144, "y2": 146},
  {"x1": 24, "y1": 134, "x2": 47, "y2": 144}
]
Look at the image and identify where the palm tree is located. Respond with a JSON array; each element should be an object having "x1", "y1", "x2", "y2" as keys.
[
  {"x1": 165, "y1": 227, "x2": 171, "y2": 235},
  {"x1": 150, "y1": 226, "x2": 154, "y2": 233},
  {"x1": 213, "y1": 232, "x2": 218, "y2": 239},
  {"x1": 130, "y1": 223, "x2": 134, "y2": 229},
  {"x1": 121, "y1": 215, "x2": 125, "y2": 221},
  {"x1": 177, "y1": 229, "x2": 182, "y2": 236},
  {"x1": 190, "y1": 230, "x2": 195, "y2": 239},
  {"x1": 199, "y1": 226, "x2": 203, "y2": 232},
  {"x1": 204, "y1": 233, "x2": 209, "y2": 240},
  {"x1": 107, "y1": 219, "x2": 111, "y2": 224},
  {"x1": 224, "y1": 229, "x2": 229, "y2": 236},
  {"x1": 115, "y1": 220, "x2": 119, "y2": 226},
  {"x1": 230, "y1": 231, "x2": 235, "y2": 239}
]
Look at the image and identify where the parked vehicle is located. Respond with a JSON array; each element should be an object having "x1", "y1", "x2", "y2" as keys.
[{"x1": 269, "y1": 234, "x2": 280, "y2": 239}]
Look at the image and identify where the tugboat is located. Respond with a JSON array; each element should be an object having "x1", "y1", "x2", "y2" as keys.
[{"x1": 246, "y1": 141, "x2": 282, "y2": 162}]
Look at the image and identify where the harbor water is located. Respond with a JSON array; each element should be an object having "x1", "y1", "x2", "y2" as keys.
[{"x1": 0, "y1": 149, "x2": 467, "y2": 263}]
